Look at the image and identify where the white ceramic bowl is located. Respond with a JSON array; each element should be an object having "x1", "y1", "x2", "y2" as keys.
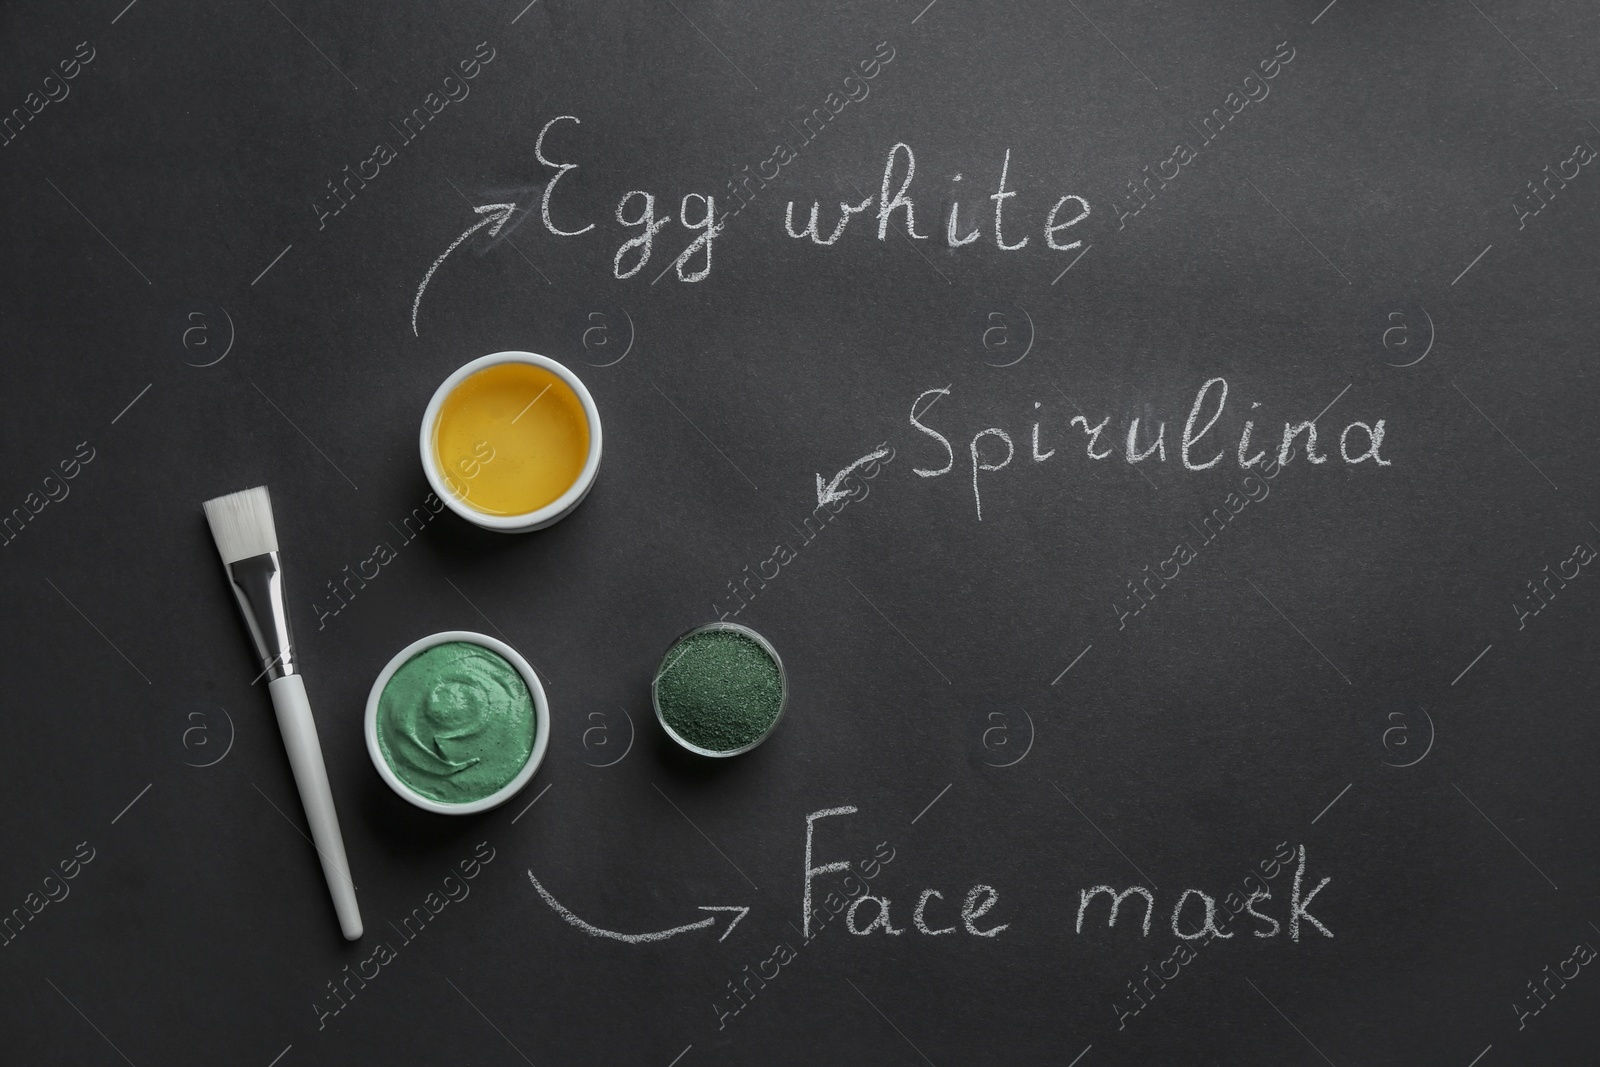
[
  {"x1": 365, "y1": 630, "x2": 550, "y2": 815},
  {"x1": 420, "y1": 351, "x2": 603, "y2": 533}
]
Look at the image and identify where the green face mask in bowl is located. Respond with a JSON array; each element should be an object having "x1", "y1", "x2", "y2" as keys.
[{"x1": 366, "y1": 631, "x2": 549, "y2": 814}]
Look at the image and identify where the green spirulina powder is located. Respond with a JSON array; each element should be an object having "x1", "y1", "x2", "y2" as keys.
[{"x1": 655, "y1": 628, "x2": 784, "y2": 753}]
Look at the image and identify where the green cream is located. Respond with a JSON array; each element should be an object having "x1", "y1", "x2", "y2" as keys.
[{"x1": 376, "y1": 641, "x2": 535, "y2": 804}]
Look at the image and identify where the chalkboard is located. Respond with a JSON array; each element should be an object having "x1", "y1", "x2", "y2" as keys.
[{"x1": 3, "y1": 1, "x2": 1598, "y2": 1063}]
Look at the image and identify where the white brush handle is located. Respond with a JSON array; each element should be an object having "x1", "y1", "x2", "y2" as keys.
[{"x1": 268, "y1": 674, "x2": 364, "y2": 941}]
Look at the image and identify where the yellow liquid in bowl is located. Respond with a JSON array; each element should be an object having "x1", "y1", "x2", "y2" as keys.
[{"x1": 433, "y1": 362, "x2": 591, "y2": 516}]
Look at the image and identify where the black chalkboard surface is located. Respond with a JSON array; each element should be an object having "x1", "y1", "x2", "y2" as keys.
[{"x1": 3, "y1": 1, "x2": 1598, "y2": 1063}]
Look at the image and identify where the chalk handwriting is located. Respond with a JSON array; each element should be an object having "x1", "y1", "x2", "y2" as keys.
[
  {"x1": 786, "y1": 142, "x2": 1090, "y2": 259},
  {"x1": 804, "y1": 807, "x2": 1005, "y2": 940},
  {"x1": 910, "y1": 380, "x2": 1390, "y2": 519},
  {"x1": 534, "y1": 114, "x2": 723, "y2": 283},
  {"x1": 804, "y1": 814, "x2": 1328, "y2": 955},
  {"x1": 1077, "y1": 845, "x2": 1331, "y2": 943},
  {"x1": 803, "y1": 806, "x2": 860, "y2": 938},
  {"x1": 717, "y1": 810, "x2": 1328, "y2": 1038},
  {"x1": 1113, "y1": 840, "x2": 1298, "y2": 1030}
]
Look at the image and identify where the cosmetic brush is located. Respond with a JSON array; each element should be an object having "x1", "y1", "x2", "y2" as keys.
[{"x1": 203, "y1": 485, "x2": 363, "y2": 941}]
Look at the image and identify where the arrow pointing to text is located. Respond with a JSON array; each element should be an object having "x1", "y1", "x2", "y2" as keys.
[
  {"x1": 411, "y1": 202, "x2": 517, "y2": 336},
  {"x1": 527, "y1": 870, "x2": 749, "y2": 943},
  {"x1": 816, "y1": 443, "x2": 891, "y2": 506}
]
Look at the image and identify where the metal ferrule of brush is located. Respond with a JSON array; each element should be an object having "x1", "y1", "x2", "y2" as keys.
[{"x1": 223, "y1": 551, "x2": 297, "y2": 681}]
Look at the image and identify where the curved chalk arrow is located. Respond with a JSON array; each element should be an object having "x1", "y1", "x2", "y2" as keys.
[
  {"x1": 527, "y1": 870, "x2": 748, "y2": 943},
  {"x1": 816, "y1": 443, "x2": 891, "y2": 506},
  {"x1": 412, "y1": 202, "x2": 517, "y2": 336}
]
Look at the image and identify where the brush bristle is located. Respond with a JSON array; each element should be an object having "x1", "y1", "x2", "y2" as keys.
[{"x1": 202, "y1": 486, "x2": 279, "y2": 564}]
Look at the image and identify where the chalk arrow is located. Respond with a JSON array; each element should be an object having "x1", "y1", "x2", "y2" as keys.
[
  {"x1": 816, "y1": 443, "x2": 891, "y2": 506},
  {"x1": 527, "y1": 870, "x2": 749, "y2": 943},
  {"x1": 411, "y1": 202, "x2": 517, "y2": 336}
]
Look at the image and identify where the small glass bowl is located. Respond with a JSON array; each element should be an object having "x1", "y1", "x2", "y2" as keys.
[{"x1": 651, "y1": 622, "x2": 787, "y2": 758}]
